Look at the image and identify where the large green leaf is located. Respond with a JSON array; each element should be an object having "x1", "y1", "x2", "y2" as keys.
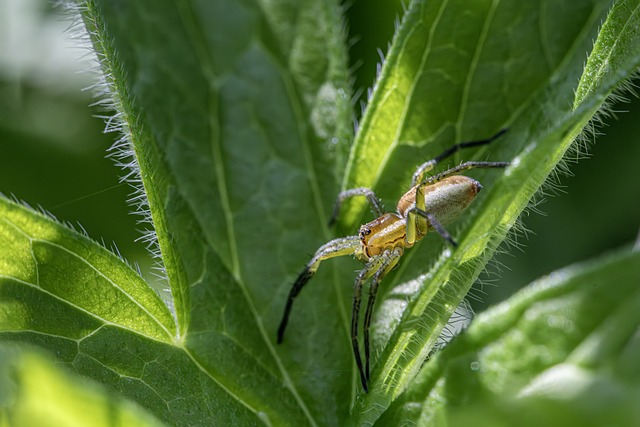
[
  {"x1": 1, "y1": 0, "x2": 639, "y2": 425},
  {"x1": 2, "y1": 0, "x2": 353, "y2": 425},
  {"x1": 0, "y1": 197, "x2": 281, "y2": 425},
  {"x1": 377, "y1": 247, "x2": 640, "y2": 427},
  {"x1": 346, "y1": 0, "x2": 640, "y2": 422}
]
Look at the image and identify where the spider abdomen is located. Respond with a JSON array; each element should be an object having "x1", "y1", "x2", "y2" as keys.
[{"x1": 397, "y1": 175, "x2": 481, "y2": 226}]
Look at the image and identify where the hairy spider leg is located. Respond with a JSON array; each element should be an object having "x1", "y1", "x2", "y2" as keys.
[
  {"x1": 404, "y1": 184, "x2": 429, "y2": 246},
  {"x1": 328, "y1": 187, "x2": 384, "y2": 227},
  {"x1": 412, "y1": 129, "x2": 508, "y2": 186},
  {"x1": 351, "y1": 251, "x2": 400, "y2": 392},
  {"x1": 407, "y1": 207, "x2": 457, "y2": 246},
  {"x1": 277, "y1": 236, "x2": 360, "y2": 344},
  {"x1": 425, "y1": 161, "x2": 511, "y2": 186},
  {"x1": 363, "y1": 247, "x2": 403, "y2": 384},
  {"x1": 351, "y1": 263, "x2": 377, "y2": 392}
]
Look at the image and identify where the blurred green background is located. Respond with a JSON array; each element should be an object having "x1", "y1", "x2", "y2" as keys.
[{"x1": 1, "y1": 0, "x2": 638, "y2": 309}]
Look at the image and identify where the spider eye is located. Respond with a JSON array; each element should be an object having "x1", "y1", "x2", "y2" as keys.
[{"x1": 359, "y1": 228, "x2": 372, "y2": 238}]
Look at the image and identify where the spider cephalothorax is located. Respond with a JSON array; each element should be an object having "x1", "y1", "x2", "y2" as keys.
[{"x1": 277, "y1": 130, "x2": 509, "y2": 392}]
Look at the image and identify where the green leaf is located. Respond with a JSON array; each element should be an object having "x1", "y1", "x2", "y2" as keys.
[
  {"x1": 0, "y1": 343, "x2": 165, "y2": 427},
  {"x1": 575, "y1": 0, "x2": 640, "y2": 107},
  {"x1": 377, "y1": 247, "x2": 640, "y2": 427},
  {"x1": 346, "y1": 0, "x2": 640, "y2": 423},
  {"x1": 0, "y1": 197, "x2": 175, "y2": 342},
  {"x1": 3, "y1": 0, "x2": 353, "y2": 425},
  {"x1": 78, "y1": 0, "x2": 354, "y2": 423},
  {"x1": 1, "y1": 0, "x2": 639, "y2": 425},
  {"x1": 0, "y1": 198, "x2": 272, "y2": 425}
]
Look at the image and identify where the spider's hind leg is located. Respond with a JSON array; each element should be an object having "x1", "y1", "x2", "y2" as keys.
[
  {"x1": 412, "y1": 129, "x2": 508, "y2": 186},
  {"x1": 352, "y1": 248, "x2": 402, "y2": 392},
  {"x1": 277, "y1": 235, "x2": 360, "y2": 343},
  {"x1": 362, "y1": 248, "x2": 402, "y2": 383}
]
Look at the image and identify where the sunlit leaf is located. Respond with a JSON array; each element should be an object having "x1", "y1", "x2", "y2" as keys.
[
  {"x1": 1, "y1": 0, "x2": 638, "y2": 425},
  {"x1": 378, "y1": 247, "x2": 640, "y2": 427},
  {"x1": 345, "y1": 0, "x2": 640, "y2": 423}
]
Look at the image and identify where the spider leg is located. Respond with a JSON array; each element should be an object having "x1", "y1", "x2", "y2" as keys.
[
  {"x1": 405, "y1": 185, "x2": 428, "y2": 246},
  {"x1": 425, "y1": 161, "x2": 510, "y2": 186},
  {"x1": 408, "y1": 207, "x2": 458, "y2": 247},
  {"x1": 363, "y1": 247, "x2": 402, "y2": 383},
  {"x1": 352, "y1": 257, "x2": 384, "y2": 392},
  {"x1": 412, "y1": 129, "x2": 508, "y2": 186},
  {"x1": 351, "y1": 248, "x2": 402, "y2": 392},
  {"x1": 406, "y1": 184, "x2": 457, "y2": 246},
  {"x1": 277, "y1": 236, "x2": 360, "y2": 343},
  {"x1": 329, "y1": 187, "x2": 384, "y2": 226}
]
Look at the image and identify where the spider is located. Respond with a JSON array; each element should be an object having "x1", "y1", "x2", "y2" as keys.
[{"x1": 277, "y1": 129, "x2": 509, "y2": 392}]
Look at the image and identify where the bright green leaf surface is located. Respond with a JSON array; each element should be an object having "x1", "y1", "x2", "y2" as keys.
[
  {"x1": 0, "y1": 197, "x2": 175, "y2": 342},
  {"x1": 1, "y1": 0, "x2": 639, "y2": 426},
  {"x1": 0, "y1": 344, "x2": 165, "y2": 427},
  {"x1": 0, "y1": 198, "x2": 273, "y2": 425},
  {"x1": 377, "y1": 247, "x2": 640, "y2": 427}
]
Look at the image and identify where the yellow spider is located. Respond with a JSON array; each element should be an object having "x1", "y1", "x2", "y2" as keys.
[{"x1": 277, "y1": 130, "x2": 509, "y2": 392}]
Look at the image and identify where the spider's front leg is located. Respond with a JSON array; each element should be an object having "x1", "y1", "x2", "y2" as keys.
[
  {"x1": 277, "y1": 236, "x2": 360, "y2": 343},
  {"x1": 352, "y1": 248, "x2": 403, "y2": 392}
]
